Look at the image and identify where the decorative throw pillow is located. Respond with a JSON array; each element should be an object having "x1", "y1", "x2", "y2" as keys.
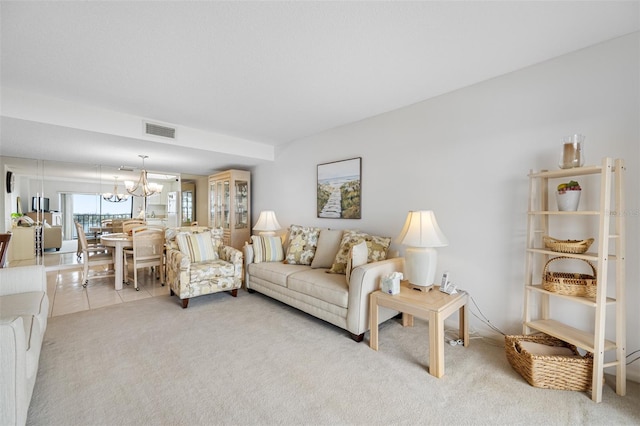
[
  {"x1": 310, "y1": 229, "x2": 344, "y2": 269},
  {"x1": 329, "y1": 230, "x2": 391, "y2": 274},
  {"x1": 176, "y1": 232, "x2": 218, "y2": 262},
  {"x1": 345, "y1": 241, "x2": 368, "y2": 285},
  {"x1": 251, "y1": 235, "x2": 284, "y2": 263},
  {"x1": 284, "y1": 225, "x2": 321, "y2": 265}
]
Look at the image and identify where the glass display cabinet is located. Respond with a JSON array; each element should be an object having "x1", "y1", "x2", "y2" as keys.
[{"x1": 208, "y1": 169, "x2": 250, "y2": 249}]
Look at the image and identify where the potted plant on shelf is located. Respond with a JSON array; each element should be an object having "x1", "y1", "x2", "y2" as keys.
[{"x1": 556, "y1": 180, "x2": 581, "y2": 211}]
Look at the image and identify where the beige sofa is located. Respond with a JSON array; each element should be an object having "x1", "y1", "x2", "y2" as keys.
[
  {"x1": 43, "y1": 225, "x2": 63, "y2": 251},
  {"x1": 244, "y1": 226, "x2": 404, "y2": 341},
  {"x1": 0, "y1": 265, "x2": 48, "y2": 426}
]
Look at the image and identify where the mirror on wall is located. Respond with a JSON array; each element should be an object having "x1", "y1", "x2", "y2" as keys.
[{"x1": 1, "y1": 156, "x2": 182, "y2": 264}]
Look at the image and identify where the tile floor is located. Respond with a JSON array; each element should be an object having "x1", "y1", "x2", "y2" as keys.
[{"x1": 9, "y1": 245, "x2": 170, "y2": 318}]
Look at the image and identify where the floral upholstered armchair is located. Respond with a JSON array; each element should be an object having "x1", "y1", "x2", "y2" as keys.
[{"x1": 165, "y1": 227, "x2": 243, "y2": 308}]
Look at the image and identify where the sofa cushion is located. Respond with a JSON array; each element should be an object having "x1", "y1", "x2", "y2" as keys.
[
  {"x1": 284, "y1": 225, "x2": 321, "y2": 265},
  {"x1": 287, "y1": 269, "x2": 349, "y2": 308},
  {"x1": 345, "y1": 241, "x2": 368, "y2": 285},
  {"x1": 251, "y1": 235, "x2": 284, "y2": 263},
  {"x1": 329, "y1": 230, "x2": 391, "y2": 274},
  {"x1": 189, "y1": 259, "x2": 235, "y2": 281},
  {"x1": 310, "y1": 229, "x2": 343, "y2": 269},
  {"x1": 248, "y1": 262, "x2": 311, "y2": 287},
  {"x1": 176, "y1": 232, "x2": 218, "y2": 262}
]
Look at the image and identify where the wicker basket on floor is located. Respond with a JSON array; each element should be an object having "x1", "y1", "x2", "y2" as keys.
[
  {"x1": 505, "y1": 334, "x2": 593, "y2": 391},
  {"x1": 542, "y1": 257, "x2": 597, "y2": 298}
]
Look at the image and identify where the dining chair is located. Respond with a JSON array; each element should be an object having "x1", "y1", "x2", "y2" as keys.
[
  {"x1": 0, "y1": 233, "x2": 12, "y2": 268},
  {"x1": 111, "y1": 219, "x2": 125, "y2": 234},
  {"x1": 124, "y1": 227, "x2": 164, "y2": 291},
  {"x1": 76, "y1": 222, "x2": 110, "y2": 258},
  {"x1": 75, "y1": 222, "x2": 115, "y2": 288},
  {"x1": 123, "y1": 219, "x2": 147, "y2": 235}
]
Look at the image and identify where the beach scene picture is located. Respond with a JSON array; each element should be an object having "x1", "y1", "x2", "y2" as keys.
[{"x1": 317, "y1": 157, "x2": 361, "y2": 219}]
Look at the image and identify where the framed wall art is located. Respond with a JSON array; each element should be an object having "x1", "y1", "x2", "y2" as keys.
[{"x1": 317, "y1": 157, "x2": 361, "y2": 219}]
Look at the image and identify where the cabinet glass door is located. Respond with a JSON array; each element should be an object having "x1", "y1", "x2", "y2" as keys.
[
  {"x1": 209, "y1": 182, "x2": 219, "y2": 228},
  {"x1": 222, "y1": 180, "x2": 230, "y2": 229},
  {"x1": 235, "y1": 180, "x2": 248, "y2": 229}
]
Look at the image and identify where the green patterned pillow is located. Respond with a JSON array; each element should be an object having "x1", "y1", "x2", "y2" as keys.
[
  {"x1": 285, "y1": 225, "x2": 321, "y2": 265},
  {"x1": 328, "y1": 230, "x2": 391, "y2": 274}
]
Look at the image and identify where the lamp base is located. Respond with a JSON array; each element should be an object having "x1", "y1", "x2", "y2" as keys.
[
  {"x1": 404, "y1": 246, "x2": 438, "y2": 288},
  {"x1": 408, "y1": 282, "x2": 433, "y2": 293}
]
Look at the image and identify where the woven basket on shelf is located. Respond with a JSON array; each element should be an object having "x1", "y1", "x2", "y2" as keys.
[
  {"x1": 542, "y1": 257, "x2": 597, "y2": 298},
  {"x1": 504, "y1": 334, "x2": 593, "y2": 391},
  {"x1": 542, "y1": 236, "x2": 594, "y2": 254}
]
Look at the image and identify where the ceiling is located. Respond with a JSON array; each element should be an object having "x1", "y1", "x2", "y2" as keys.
[{"x1": 1, "y1": 1, "x2": 639, "y2": 178}]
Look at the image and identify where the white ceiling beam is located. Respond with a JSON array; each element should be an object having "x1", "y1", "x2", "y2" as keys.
[{"x1": 1, "y1": 87, "x2": 274, "y2": 162}]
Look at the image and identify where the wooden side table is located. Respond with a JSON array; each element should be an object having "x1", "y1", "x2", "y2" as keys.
[{"x1": 369, "y1": 282, "x2": 469, "y2": 378}]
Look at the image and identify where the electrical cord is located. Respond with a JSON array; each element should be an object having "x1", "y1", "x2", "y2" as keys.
[
  {"x1": 458, "y1": 288, "x2": 639, "y2": 364},
  {"x1": 468, "y1": 293, "x2": 506, "y2": 336},
  {"x1": 627, "y1": 349, "x2": 640, "y2": 365}
]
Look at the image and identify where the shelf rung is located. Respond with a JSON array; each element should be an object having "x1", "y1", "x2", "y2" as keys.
[
  {"x1": 526, "y1": 285, "x2": 617, "y2": 306},
  {"x1": 525, "y1": 319, "x2": 616, "y2": 352},
  {"x1": 528, "y1": 211, "x2": 600, "y2": 215},
  {"x1": 528, "y1": 165, "x2": 603, "y2": 178}
]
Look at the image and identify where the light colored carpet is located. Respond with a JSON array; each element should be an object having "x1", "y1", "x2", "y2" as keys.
[{"x1": 28, "y1": 290, "x2": 640, "y2": 425}]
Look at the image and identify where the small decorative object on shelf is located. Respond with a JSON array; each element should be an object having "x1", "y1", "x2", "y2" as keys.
[
  {"x1": 559, "y1": 134, "x2": 585, "y2": 169},
  {"x1": 556, "y1": 180, "x2": 581, "y2": 211},
  {"x1": 542, "y1": 257, "x2": 597, "y2": 298},
  {"x1": 542, "y1": 236, "x2": 594, "y2": 254}
]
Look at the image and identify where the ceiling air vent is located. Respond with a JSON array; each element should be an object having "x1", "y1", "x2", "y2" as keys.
[{"x1": 144, "y1": 121, "x2": 176, "y2": 139}]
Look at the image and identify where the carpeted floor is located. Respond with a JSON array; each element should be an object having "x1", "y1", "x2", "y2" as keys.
[{"x1": 28, "y1": 290, "x2": 640, "y2": 425}]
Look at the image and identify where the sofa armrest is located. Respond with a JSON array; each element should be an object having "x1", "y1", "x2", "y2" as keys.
[
  {"x1": 0, "y1": 316, "x2": 28, "y2": 426},
  {"x1": 346, "y1": 257, "x2": 405, "y2": 336},
  {"x1": 0, "y1": 265, "x2": 47, "y2": 297},
  {"x1": 243, "y1": 243, "x2": 255, "y2": 265}
]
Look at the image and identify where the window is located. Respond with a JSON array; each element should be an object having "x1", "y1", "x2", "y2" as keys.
[{"x1": 70, "y1": 194, "x2": 132, "y2": 238}]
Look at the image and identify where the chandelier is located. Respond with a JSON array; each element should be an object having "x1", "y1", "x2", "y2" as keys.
[
  {"x1": 102, "y1": 176, "x2": 129, "y2": 203},
  {"x1": 124, "y1": 155, "x2": 163, "y2": 197}
]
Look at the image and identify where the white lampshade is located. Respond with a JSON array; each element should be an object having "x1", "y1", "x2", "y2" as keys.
[
  {"x1": 396, "y1": 210, "x2": 448, "y2": 288},
  {"x1": 253, "y1": 211, "x2": 281, "y2": 236}
]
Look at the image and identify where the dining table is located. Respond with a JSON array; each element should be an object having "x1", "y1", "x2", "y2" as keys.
[{"x1": 100, "y1": 233, "x2": 132, "y2": 291}]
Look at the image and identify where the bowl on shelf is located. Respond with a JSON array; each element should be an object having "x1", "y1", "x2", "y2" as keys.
[{"x1": 556, "y1": 180, "x2": 581, "y2": 211}]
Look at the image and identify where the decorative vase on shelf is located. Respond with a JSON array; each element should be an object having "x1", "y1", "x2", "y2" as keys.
[
  {"x1": 556, "y1": 180, "x2": 581, "y2": 211},
  {"x1": 559, "y1": 134, "x2": 585, "y2": 169}
]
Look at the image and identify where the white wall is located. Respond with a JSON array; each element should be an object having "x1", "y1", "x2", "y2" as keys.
[{"x1": 251, "y1": 33, "x2": 640, "y2": 380}]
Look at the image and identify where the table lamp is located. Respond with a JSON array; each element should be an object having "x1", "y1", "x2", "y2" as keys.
[
  {"x1": 396, "y1": 210, "x2": 448, "y2": 291},
  {"x1": 253, "y1": 211, "x2": 281, "y2": 236}
]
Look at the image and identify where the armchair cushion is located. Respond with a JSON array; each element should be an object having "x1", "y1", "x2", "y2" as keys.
[{"x1": 176, "y1": 232, "x2": 218, "y2": 262}]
